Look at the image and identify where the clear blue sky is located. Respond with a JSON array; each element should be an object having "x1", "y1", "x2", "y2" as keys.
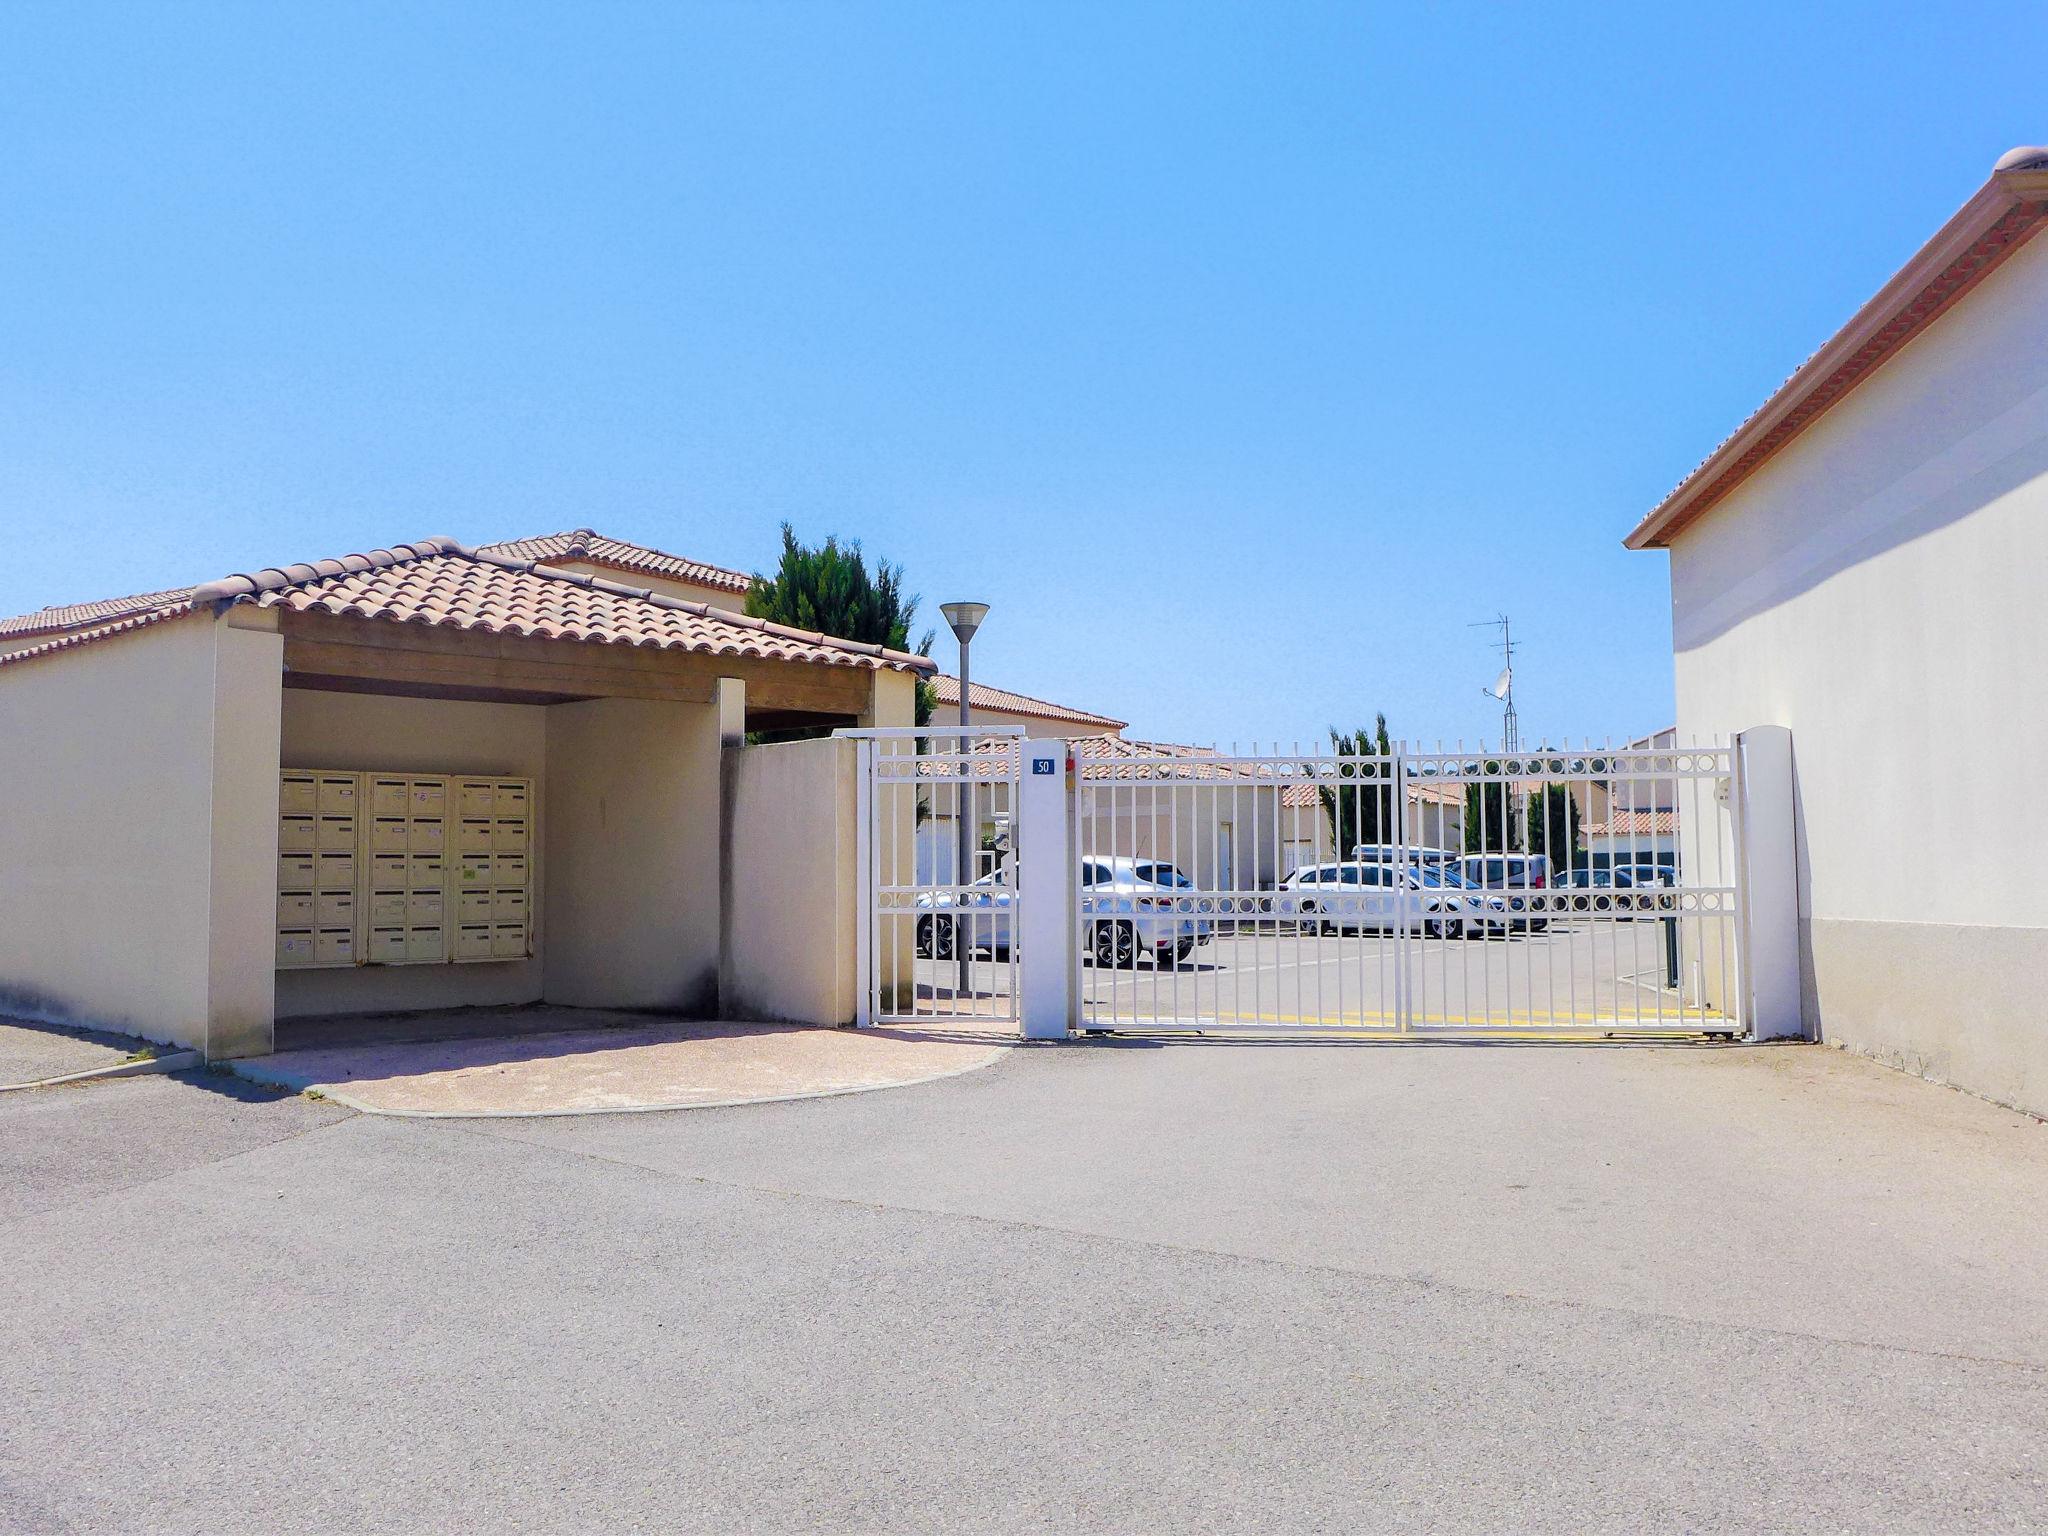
[{"x1": 3, "y1": 2, "x2": 2037, "y2": 747}]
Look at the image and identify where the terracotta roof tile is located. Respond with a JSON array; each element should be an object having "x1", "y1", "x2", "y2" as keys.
[
  {"x1": 2, "y1": 537, "x2": 933, "y2": 675},
  {"x1": 477, "y1": 528, "x2": 752, "y2": 595},
  {"x1": 0, "y1": 601, "x2": 203, "y2": 667},
  {"x1": 1278, "y1": 776, "x2": 1461, "y2": 807},
  {"x1": 0, "y1": 585, "x2": 197, "y2": 639},
  {"x1": 1581, "y1": 809, "x2": 1679, "y2": 838},
  {"x1": 932, "y1": 674, "x2": 1126, "y2": 730}
]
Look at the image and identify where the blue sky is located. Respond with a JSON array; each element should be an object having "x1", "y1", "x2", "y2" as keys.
[{"x1": 2, "y1": 1, "x2": 2038, "y2": 747}]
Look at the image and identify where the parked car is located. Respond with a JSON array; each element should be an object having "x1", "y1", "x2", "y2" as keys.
[
  {"x1": 1278, "y1": 861, "x2": 1506, "y2": 939},
  {"x1": 1080, "y1": 857, "x2": 1215, "y2": 968},
  {"x1": 1349, "y1": 843, "x2": 1461, "y2": 872},
  {"x1": 1458, "y1": 854, "x2": 1553, "y2": 930},
  {"x1": 1553, "y1": 863, "x2": 1677, "y2": 918},
  {"x1": 915, "y1": 866, "x2": 1015, "y2": 959},
  {"x1": 918, "y1": 857, "x2": 1215, "y2": 969}
]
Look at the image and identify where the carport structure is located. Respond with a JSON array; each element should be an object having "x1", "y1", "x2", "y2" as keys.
[{"x1": 0, "y1": 537, "x2": 927, "y2": 1060}]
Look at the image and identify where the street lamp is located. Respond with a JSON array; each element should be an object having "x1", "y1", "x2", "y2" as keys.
[{"x1": 939, "y1": 602, "x2": 990, "y2": 995}]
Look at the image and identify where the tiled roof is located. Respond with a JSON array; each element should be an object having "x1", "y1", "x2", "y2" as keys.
[
  {"x1": 477, "y1": 529, "x2": 752, "y2": 595},
  {"x1": 1582, "y1": 809, "x2": 1679, "y2": 838},
  {"x1": 1, "y1": 538, "x2": 933, "y2": 675},
  {"x1": 1279, "y1": 778, "x2": 1462, "y2": 808},
  {"x1": 932, "y1": 673, "x2": 1125, "y2": 730},
  {"x1": 925, "y1": 733, "x2": 1226, "y2": 781},
  {"x1": 0, "y1": 585, "x2": 197, "y2": 639},
  {"x1": 0, "y1": 601, "x2": 204, "y2": 668},
  {"x1": 1071, "y1": 735, "x2": 1237, "y2": 782}
]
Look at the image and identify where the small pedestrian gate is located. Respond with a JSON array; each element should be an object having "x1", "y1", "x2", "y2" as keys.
[
  {"x1": 851, "y1": 727, "x2": 1026, "y2": 1028},
  {"x1": 851, "y1": 729, "x2": 1772, "y2": 1041}
]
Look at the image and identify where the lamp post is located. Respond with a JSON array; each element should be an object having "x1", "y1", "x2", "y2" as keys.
[{"x1": 939, "y1": 601, "x2": 989, "y2": 996}]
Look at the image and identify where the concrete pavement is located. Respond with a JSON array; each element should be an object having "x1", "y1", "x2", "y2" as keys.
[
  {"x1": 233, "y1": 1011, "x2": 1011, "y2": 1116},
  {"x1": 1, "y1": 1043, "x2": 2043, "y2": 1532}
]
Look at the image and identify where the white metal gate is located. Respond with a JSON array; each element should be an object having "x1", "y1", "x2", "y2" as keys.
[
  {"x1": 852, "y1": 727, "x2": 1025, "y2": 1029},
  {"x1": 1071, "y1": 740, "x2": 1745, "y2": 1039}
]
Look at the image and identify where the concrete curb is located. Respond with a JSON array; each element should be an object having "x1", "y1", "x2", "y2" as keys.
[
  {"x1": 219, "y1": 1042, "x2": 1012, "y2": 1120},
  {"x1": 0, "y1": 1050, "x2": 205, "y2": 1094}
]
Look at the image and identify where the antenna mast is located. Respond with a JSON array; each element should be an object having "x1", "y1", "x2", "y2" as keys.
[{"x1": 1470, "y1": 613, "x2": 1519, "y2": 752}]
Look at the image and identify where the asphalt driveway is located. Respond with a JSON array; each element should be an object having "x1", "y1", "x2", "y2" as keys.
[
  {"x1": 0, "y1": 1014, "x2": 154, "y2": 1088},
  {"x1": 2, "y1": 1041, "x2": 2043, "y2": 1533}
]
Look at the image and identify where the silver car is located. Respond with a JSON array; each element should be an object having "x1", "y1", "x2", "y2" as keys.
[
  {"x1": 1080, "y1": 857, "x2": 1214, "y2": 969},
  {"x1": 1279, "y1": 861, "x2": 1507, "y2": 939},
  {"x1": 915, "y1": 856, "x2": 1215, "y2": 968}
]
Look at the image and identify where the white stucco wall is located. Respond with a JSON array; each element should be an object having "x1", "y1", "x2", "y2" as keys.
[
  {"x1": 544, "y1": 697, "x2": 723, "y2": 1011},
  {"x1": 1665, "y1": 229, "x2": 2048, "y2": 1112},
  {"x1": 276, "y1": 690, "x2": 549, "y2": 1018},
  {"x1": 0, "y1": 611, "x2": 282, "y2": 1056}
]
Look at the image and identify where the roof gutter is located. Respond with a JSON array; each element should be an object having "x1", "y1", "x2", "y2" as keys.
[{"x1": 1626, "y1": 146, "x2": 2048, "y2": 551}]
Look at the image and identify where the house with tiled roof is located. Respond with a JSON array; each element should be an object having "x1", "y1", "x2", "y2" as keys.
[
  {"x1": 476, "y1": 528, "x2": 753, "y2": 610},
  {"x1": 1627, "y1": 145, "x2": 2048, "y2": 1116},
  {"x1": 1567, "y1": 727, "x2": 1679, "y2": 868},
  {"x1": 0, "y1": 534, "x2": 927, "y2": 1060},
  {"x1": 930, "y1": 674, "x2": 1125, "y2": 738}
]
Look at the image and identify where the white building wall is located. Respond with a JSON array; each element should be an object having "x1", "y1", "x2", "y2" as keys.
[{"x1": 1666, "y1": 229, "x2": 2048, "y2": 1114}]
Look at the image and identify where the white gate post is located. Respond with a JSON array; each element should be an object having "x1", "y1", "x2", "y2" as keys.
[
  {"x1": 1016, "y1": 739, "x2": 1074, "y2": 1041},
  {"x1": 1735, "y1": 725, "x2": 1802, "y2": 1040}
]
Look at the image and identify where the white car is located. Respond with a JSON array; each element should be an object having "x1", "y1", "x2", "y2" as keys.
[
  {"x1": 914, "y1": 856, "x2": 1215, "y2": 968},
  {"x1": 1350, "y1": 844, "x2": 1462, "y2": 873},
  {"x1": 915, "y1": 866, "x2": 1015, "y2": 960},
  {"x1": 1278, "y1": 861, "x2": 1505, "y2": 938},
  {"x1": 1080, "y1": 857, "x2": 1215, "y2": 969}
]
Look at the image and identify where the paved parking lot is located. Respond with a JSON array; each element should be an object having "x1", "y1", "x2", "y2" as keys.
[
  {"x1": 3, "y1": 1037, "x2": 2044, "y2": 1532},
  {"x1": 917, "y1": 918, "x2": 1736, "y2": 1033}
]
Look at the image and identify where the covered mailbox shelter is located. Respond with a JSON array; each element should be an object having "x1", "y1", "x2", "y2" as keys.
[{"x1": 0, "y1": 536, "x2": 926, "y2": 1059}]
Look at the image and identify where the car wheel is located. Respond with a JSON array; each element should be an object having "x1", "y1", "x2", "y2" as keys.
[
  {"x1": 1093, "y1": 920, "x2": 1137, "y2": 969},
  {"x1": 927, "y1": 916, "x2": 955, "y2": 960}
]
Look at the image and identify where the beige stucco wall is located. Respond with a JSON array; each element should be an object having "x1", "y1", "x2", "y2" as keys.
[
  {"x1": 0, "y1": 610, "x2": 282, "y2": 1056},
  {"x1": 864, "y1": 667, "x2": 917, "y2": 728},
  {"x1": 1665, "y1": 229, "x2": 2048, "y2": 1114},
  {"x1": 276, "y1": 690, "x2": 549, "y2": 1018},
  {"x1": 721, "y1": 736, "x2": 859, "y2": 1026},
  {"x1": 544, "y1": 697, "x2": 722, "y2": 1012},
  {"x1": 542, "y1": 559, "x2": 746, "y2": 613}
]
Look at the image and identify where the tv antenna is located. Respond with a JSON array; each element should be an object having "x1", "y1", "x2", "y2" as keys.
[{"x1": 1470, "y1": 613, "x2": 1518, "y2": 752}]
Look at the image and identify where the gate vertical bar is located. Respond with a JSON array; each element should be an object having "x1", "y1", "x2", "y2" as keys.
[
  {"x1": 855, "y1": 736, "x2": 874, "y2": 1029},
  {"x1": 1393, "y1": 745, "x2": 1413, "y2": 1034}
]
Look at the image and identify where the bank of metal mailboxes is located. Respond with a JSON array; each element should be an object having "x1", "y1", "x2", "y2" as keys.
[{"x1": 276, "y1": 771, "x2": 533, "y2": 969}]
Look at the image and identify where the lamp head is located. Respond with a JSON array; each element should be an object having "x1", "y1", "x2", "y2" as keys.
[{"x1": 940, "y1": 601, "x2": 990, "y2": 644}]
